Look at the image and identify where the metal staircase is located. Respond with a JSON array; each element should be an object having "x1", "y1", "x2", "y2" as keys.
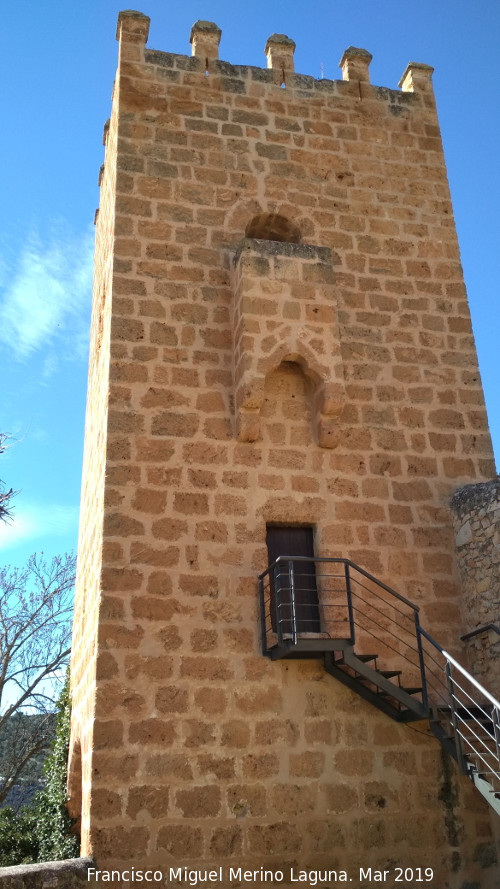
[{"x1": 258, "y1": 557, "x2": 500, "y2": 816}]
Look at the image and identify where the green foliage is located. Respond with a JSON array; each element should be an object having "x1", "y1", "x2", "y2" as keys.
[
  {"x1": 34, "y1": 674, "x2": 79, "y2": 861},
  {"x1": 0, "y1": 675, "x2": 79, "y2": 866},
  {"x1": 0, "y1": 805, "x2": 39, "y2": 866}
]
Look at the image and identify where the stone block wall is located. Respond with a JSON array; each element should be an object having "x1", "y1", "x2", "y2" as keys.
[
  {"x1": 68, "y1": 10, "x2": 499, "y2": 886},
  {"x1": 67, "y1": 78, "x2": 119, "y2": 838}
]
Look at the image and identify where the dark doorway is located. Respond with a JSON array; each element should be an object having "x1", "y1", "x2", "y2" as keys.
[{"x1": 266, "y1": 526, "x2": 320, "y2": 634}]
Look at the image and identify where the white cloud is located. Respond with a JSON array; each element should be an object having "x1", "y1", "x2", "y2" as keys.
[
  {"x1": 0, "y1": 224, "x2": 93, "y2": 363},
  {"x1": 0, "y1": 501, "x2": 79, "y2": 552}
]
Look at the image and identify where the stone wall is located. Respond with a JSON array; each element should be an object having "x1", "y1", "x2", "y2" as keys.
[
  {"x1": 67, "y1": 17, "x2": 120, "y2": 844},
  {"x1": 451, "y1": 477, "x2": 500, "y2": 698},
  {"x1": 0, "y1": 858, "x2": 94, "y2": 889},
  {"x1": 68, "y1": 10, "x2": 499, "y2": 886}
]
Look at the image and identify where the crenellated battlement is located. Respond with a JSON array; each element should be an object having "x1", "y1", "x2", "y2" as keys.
[{"x1": 116, "y1": 9, "x2": 434, "y2": 98}]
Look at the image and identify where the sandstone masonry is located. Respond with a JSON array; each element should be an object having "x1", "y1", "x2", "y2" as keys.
[{"x1": 68, "y1": 11, "x2": 499, "y2": 887}]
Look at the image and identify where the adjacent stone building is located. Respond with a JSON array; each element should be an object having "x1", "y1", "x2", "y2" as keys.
[
  {"x1": 451, "y1": 479, "x2": 500, "y2": 700},
  {"x1": 68, "y1": 11, "x2": 499, "y2": 886}
]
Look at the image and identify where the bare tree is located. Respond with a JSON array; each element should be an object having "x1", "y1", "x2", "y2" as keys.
[
  {"x1": 0, "y1": 553, "x2": 76, "y2": 804},
  {"x1": 0, "y1": 434, "x2": 16, "y2": 524}
]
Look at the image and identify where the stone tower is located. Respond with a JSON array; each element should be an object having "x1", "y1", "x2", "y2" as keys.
[{"x1": 69, "y1": 11, "x2": 499, "y2": 886}]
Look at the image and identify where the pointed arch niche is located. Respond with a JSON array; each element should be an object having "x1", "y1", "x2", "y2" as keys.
[{"x1": 232, "y1": 237, "x2": 345, "y2": 448}]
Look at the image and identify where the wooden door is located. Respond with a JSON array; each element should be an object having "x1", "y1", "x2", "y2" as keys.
[{"x1": 266, "y1": 526, "x2": 320, "y2": 634}]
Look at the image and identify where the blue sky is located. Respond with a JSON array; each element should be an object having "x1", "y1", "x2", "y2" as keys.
[{"x1": 0, "y1": 0, "x2": 498, "y2": 568}]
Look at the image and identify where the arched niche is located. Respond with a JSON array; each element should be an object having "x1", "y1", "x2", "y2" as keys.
[
  {"x1": 245, "y1": 212, "x2": 301, "y2": 243},
  {"x1": 261, "y1": 359, "x2": 318, "y2": 447},
  {"x1": 236, "y1": 349, "x2": 343, "y2": 449}
]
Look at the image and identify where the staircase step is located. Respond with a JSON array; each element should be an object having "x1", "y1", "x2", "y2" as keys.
[
  {"x1": 465, "y1": 744, "x2": 497, "y2": 756},
  {"x1": 376, "y1": 685, "x2": 422, "y2": 698},
  {"x1": 354, "y1": 674, "x2": 403, "y2": 692},
  {"x1": 326, "y1": 652, "x2": 428, "y2": 721},
  {"x1": 336, "y1": 653, "x2": 378, "y2": 668},
  {"x1": 336, "y1": 665, "x2": 401, "y2": 688},
  {"x1": 324, "y1": 657, "x2": 423, "y2": 723},
  {"x1": 470, "y1": 771, "x2": 500, "y2": 817}
]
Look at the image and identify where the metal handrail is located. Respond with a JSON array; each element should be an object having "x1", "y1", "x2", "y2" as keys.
[
  {"x1": 349, "y1": 591, "x2": 418, "y2": 645},
  {"x1": 258, "y1": 556, "x2": 419, "y2": 611},
  {"x1": 350, "y1": 574, "x2": 414, "y2": 623},
  {"x1": 260, "y1": 557, "x2": 422, "y2": 647},
  {"x1": 259, "y1": 556, "x2": 427, "y2": 702},
  {"x1": 461, "y1": 624, "x2": 500, "y2": 641},
  {"x1": 351, "y1": 613, "x2": 420, "y2": 670},
  {"x1": 418, "y1": 627, "x2": 500, "y2": 789},
  {"x1": 259, "y1": 556, "x2": 500, "y2": 799},
  {"x1": 442, "y1": 649, "x2": 500, "y2": 711}
]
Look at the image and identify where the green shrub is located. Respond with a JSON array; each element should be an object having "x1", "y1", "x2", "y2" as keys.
[
  {"x1": 35, "y1": 674, "x2": 79, "y2": 861},
  {"x1": 0, "y1": 674, "x2": 79, "y2": 866},
  {"x1": 0, "y1": 805, "x2": 39, "y2": 866}
]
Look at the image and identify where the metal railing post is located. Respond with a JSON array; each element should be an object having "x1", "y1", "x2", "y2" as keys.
[
  {"x1": 493, "y1": 706, "x2": 500, "y2": 765},
  {"x1": 289, "y1": 559, "x2": 297, "y2": 645},
  {"x1": 445, "y1": 661, "x2": 467, "y2": 774},
  {"x1": 414, "y1": 613, "x2": 429, "y2": 712},
  {"x1": 344, "y1": 562, "x2": 355, "y2": 645},
  {"x1": 258, "y1": 577, "x2": 267, "y2": 656},
  {"x1": 275, "y1": 562, "x2": 283, "y2": 647}
]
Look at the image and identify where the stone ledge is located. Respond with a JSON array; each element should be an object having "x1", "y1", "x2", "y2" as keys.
[
  {"x1": 0, "y1": 858, "x2": 95, "y2": 889},
  {"x1": 234, "y1": 238, "x2": 332, "y2": 264}
]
